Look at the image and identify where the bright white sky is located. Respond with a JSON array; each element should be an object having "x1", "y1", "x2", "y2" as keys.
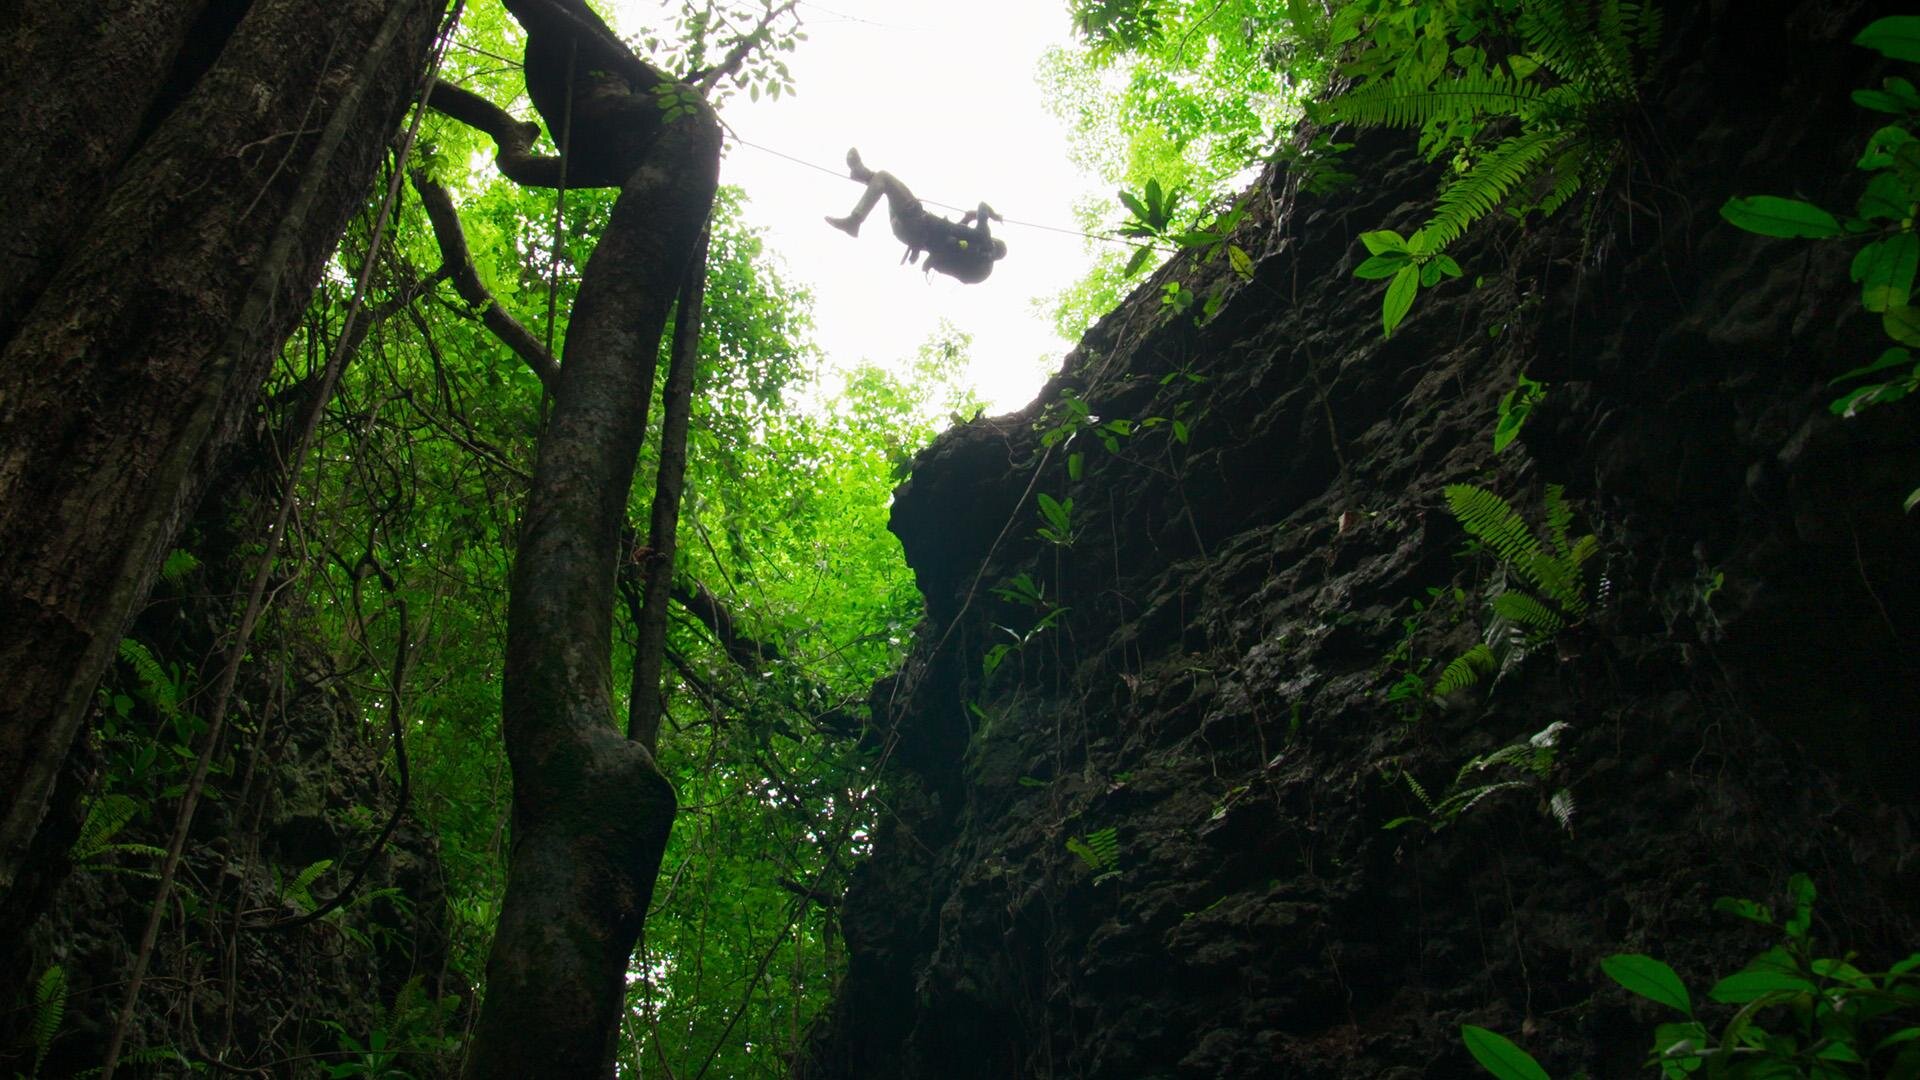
[{"x1": 615, "y1": 0, "x2": 1101, "y2": 412}]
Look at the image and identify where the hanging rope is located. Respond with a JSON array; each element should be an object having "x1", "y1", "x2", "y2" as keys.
[{"x1": 543, "y1": 37, "x2": 578, "y2": 362}]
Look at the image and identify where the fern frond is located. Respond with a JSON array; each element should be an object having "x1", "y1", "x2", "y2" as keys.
[
  {"x1": 287, "y1": 858, "x2": 333, "y2": 911},
  {"x1": 1548, "y1": 788, "x2": 1577, "y2": 832},
  {"x1": 1421, "y1": 128, "x2": 1568, "y2": 250},
  {"x1": 1445, "y1": 485, "x2": 1544, "y2": 572},
  {"x1": 72, "y1": 794, "x2": 141, "y2": 861},
  {"x1": 1436, "y1": 779, "x2": 1530, "y2": 819},
  {"x1": 1432, "y1": 644, "x2": 1496, "y2": 696},
  {"x1": 1532, "y1": 145, "x2": 1594, "y2": 220},
  {"x1": 1068, "y1": 828, "x2": 1119, "y2": 872},
  {"x1": 1519, "y1": 0, "x2": 1637, "y2": 95},
  {"x1": 1523, "y1": 549, "x2": 1589, "y2": 613},
  {"x1": 1635, "y1": 4, "x2": 1664, "y2": 79},
  {"x1": 1463, "y1": 742, "x2": 1534, "y2": 777},
  {"x1": 1403, "y1": 772, "x2": 1438, "y2": 814},
  {"x1": 1544, "y1": 484, "x2": 1575, "y2": 554},
  {"x1": 117, "y1": 639, "x2": 179, "y2": 717},
  {"x1": 1491, "y1": 590, "x2": 1567, "y2": 638},
  {"x1": 1328, "y1": 69, "x2": 1546, "y2": 130},
  {"x1": 31, "y1": 964, "x2": 67, "y2": 1075}
]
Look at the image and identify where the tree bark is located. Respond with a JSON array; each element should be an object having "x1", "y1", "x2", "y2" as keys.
[
  {"x1": 465, "y1": 91, "x2": 722, "y2": 1080},
  {"x1": 0, "y1": 0, "x2": 447, "y2": 918}
]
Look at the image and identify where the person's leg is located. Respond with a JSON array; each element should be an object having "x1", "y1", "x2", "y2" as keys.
[{"x1": 827, "y1": 150, "x2": 918, "y2": 237}]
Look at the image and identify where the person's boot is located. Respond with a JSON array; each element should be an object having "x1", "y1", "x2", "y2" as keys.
[
  {"x1": 824, "y1": 214, "x2": 860, "y2": 236},
  {"x1": 846, "y1": 147, "x2": 873, "y2": 182}
]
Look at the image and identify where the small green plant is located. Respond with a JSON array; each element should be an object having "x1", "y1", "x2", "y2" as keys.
[
  {"x1": 1719, "y1": 17, "x2": 1920, "y2": 510},
  {"x1": 1113, "y1": 180, "x2": 1255, "y2": 324},
  {"x1": 322, "y1": 975, "x2": 462, "y2": 1079},
  {"x1": 1465, "y1": 874, "x2": 1920, "y2": 1079},
  {"x1": 1385, "y1": 720, "x2": 1574, "y2": 833},
  {"x1": 1382, "y1": 585, "x2": 1472, "y2": 719},
  {"x1": 1035, "y1": 492, "x2": 1078, "y2": 547},
  {"x1": 1494, "y1": 373, "x2": 1548, "y2": 453}
]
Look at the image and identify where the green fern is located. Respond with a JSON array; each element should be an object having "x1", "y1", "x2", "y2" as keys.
[
  {"x1": 1491, "y1": 590, "x2": 1568, "y2": 638},
  {"x1": 1421, "y1": 127, "x2": 1567, "y2": 251},
  {"x1": 1432, "y1": 644, "x2": 1496, "y2": 696},
  {"x1": 1328, "y1": 0, "x2": 1662, "y2": 335},
  {"x1": 1387, "y1": 722, "x2": 1574, "y2": 833},
  {"x1": 71, "y1": 794, "x2": 140, "y2": 862},
  {"x1": 1445, "y1": 484, "x2": 1546, "y2": 578},
  {"x1": 1328, "y1": 67, "x2": 1548, "y2": 131},
  {"x1": 1067, "y1": 827, "x2": 1120, "y2": 873},
  {"x1": 116, "y1": 638, "x2": 180, "y2": 718},
  {"x1": 1445, "y1": 483, "x2": 1593, "y2": 618},
  {"x1": 285, "y1": 858, "x2": 335, "y2": 913},
  {"x1": 29, "y1": 963, "x2": 67, "y2": 1079}
]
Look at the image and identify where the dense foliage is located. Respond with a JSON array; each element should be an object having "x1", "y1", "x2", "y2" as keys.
[{"x1": 16, "y1": 1, "x2": 1915, "y2": 1076}]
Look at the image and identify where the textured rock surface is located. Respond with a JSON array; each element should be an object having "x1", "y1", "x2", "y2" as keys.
[{"x1": 802, "y1": 1, "x2": 1920, "y2": 1076}]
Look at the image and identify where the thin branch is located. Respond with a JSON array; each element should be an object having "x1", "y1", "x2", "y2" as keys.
[
  {"x1": 689, "y1": 0, "x2": 800, "y2": 94},
  {"x1": 670, "y1": 578, "x2": 782, "y2": 671},
  {"x1": 409, "y1": 168, "x2": 562, "y2": 391},
  {"x1": 629, "y1": 228, "x2": 710, "y2": 752}
]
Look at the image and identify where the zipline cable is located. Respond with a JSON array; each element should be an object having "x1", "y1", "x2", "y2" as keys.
[{"x1": 721, "y1": 130, "x2": 1176, "y2": 254}]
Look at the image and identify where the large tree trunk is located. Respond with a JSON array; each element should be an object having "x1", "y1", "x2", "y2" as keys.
[
  {"x1": 466, "y1": 102, "x2": 722, "y2": 1079},
  {"x1": 0, "y1": 0, "x2": 447, "y2": 921}
]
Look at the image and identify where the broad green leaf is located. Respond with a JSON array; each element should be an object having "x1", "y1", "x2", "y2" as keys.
[
  {"x1": 1856, "y1": 16, "x2": 1920, "y2": 63},
  {"x1": 1603, "y1": 954, "x2": 1693, "y2": 1015},
  {"x1": 1651, "y1": 1020, "x2": 1710, "y2": 1070},
  {"x1": 1355, "y1": 252, "x2": 1411, "y2": 279},
  {"x1": 1360, "y1": 229, "x2": 1409, "y2": 254},
  {"x1": 1383, "y1": 263, "x2": 1419, "y2": 336},
  {"x1": 1460, "y1": 1025, "x2": 1549, "y2": 1080},
  {"x1": 1713, "y1": 896, "x2": 1774, "y2": 927},
  {"x1": 1434, "y1": 254, "x2": 1463, "y2": 278},
  {"x1": 1879, "y1": 1027, "x2": 1920, "y2": 1051},
  {"x1": 1708, "y1": 969, "x2": 1816, "y2": 1003},
  {"x1": 1720, "y1": 196, "x2": 1844, "y2": 238},
  {"x1": 1888, "y1": 303, "x2": 1920, "y2": 345},
  {"x1": 1228, "y1": 244, "x2": 1253, "y2": 280},
  {"x1": 1509, "y1": 54, "x2": 1540, "y2": 80},
  {"x1": 1421, "y1": 261, "x2": 1445, "y2": 286},
  {"x1": 1853, "y1": 233, "x2": 1919, "y2": 312},
  {"x1": 1860, "y1": 126, "x2": 1917, "y2": 170},
  {"x1": 1855, "y1": 90, "x2": 1907, "y2": 114},
  {"x1": 1858, "y1": 172, "x2": 1916, "y2": 222},
  {"x1": 1124, "y1": 246, "x2": 1154, "y2": 277},
  {"x1": 1118, "y1": 189, "x2": 1150, "y2": 222}
]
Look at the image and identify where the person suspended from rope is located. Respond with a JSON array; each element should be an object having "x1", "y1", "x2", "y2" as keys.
[{"x1": 825, "y1": 148, "x2": 1007, "y2": 284}]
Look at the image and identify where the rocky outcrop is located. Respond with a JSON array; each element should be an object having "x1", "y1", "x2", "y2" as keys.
[{"x1": 802, "y1": 1, "x2": 1920, "y2": 1076}]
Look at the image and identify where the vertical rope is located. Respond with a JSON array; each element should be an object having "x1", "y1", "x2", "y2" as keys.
[{"x1": 542, "y1": 37, "x2": 577, "y2": 368}]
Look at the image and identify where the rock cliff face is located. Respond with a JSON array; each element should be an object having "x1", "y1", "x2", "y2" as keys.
[{"x1": 802, "y1": 1, "x2": 1920, "y2": 1076}]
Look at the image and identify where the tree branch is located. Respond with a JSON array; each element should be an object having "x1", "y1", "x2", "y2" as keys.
[
  {"x1": 408, "y1": 167, "x2": 562, "y2": 391},
  {"x1": 424, "y1": 80, "x2": 569, "y2": 188},
  {"x1": 670, "y1": 577, "x2": 782, "y2": 671},
  {"x1": 688, "y1": 0, "x2": 800, "y2": 94}
]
